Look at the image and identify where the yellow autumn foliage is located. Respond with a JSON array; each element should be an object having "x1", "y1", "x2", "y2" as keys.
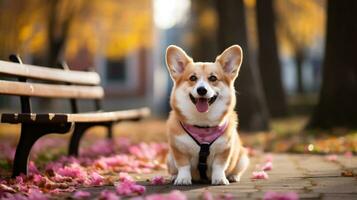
[
  {"x1": 0, "y1": 0, "x2": 153, "y2": 60},
  {"x1": 275, "y1": 0, "x2": 325, "y2": 55}
]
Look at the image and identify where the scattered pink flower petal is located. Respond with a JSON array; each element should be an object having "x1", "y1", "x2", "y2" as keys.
[
  {"x1": 56, "y1": 164, "x2": 86, "y2": 180},
  {"x1": 146, "y1": 190, "x2": 187, "y2": 200},
  {"x1": 73, "y1": 190, "x2": 91, "y2": 199},
  {"x1": 118, "y1": 172, "x2": 134, "y2": 182},
  {"x1": 264, "y1": 154, "x2": 273, "y2": 162},
  {"x1": 88, "y1": 172, "x2": 104, "y2": 186},
  {"x1": 344, "y1": 151, "x2": 353, "y2": 158},
  {"x1": 28, "y1": 161, "x2": 40, "y2": 175},
  {"x1": 2, "y1": 193, "x2": 28, "y2": 200},
  {"x1": 28, "y1": 189, "x2": 48, "y2": 200},
  {"x1": 252, "y1": 171, "x2": 269, "y2": 180},
  {"x1": 99, "y1": 190, "x2": 121, "y2": 200},
  {"x1": 263, "y1": 191, "x2": 299, "y2": 200},
  {"x1": 165, "y1": 190, "x2": 187, "y2": 200},
  {"x1": 32, "y1": 174, "x2": 46, "y2": 186},
  {"x1": 325, "y1": 154, "x2": 338, "y2": 162},
  {"x1": 150, "y1": 176, "x2": 165, "y2": 185},
  {"x1": 0, "y1": 137, "x2": 168, "y2": 198},
  {"x1": 202, "y1": 190, "x2": 214, "y2": 200},
  {"x1": 261, "y1": 161, "x2": 273, "y2": 171},
  {"x1": 116, "y1": 179, "x2": 145, "y2": 196}
]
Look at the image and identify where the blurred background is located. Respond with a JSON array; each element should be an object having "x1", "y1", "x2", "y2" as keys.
[{"x1": 0, "y1": 0, "x2": 356, "y2": 152}]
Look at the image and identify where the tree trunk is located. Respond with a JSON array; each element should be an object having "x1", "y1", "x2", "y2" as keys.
[
  {"x1": 216, "y1": 0, "x2": 270, "y2": 131},
  {"x1": 47, "y1": 0, "x2": 76, "y2": 67},
  {"x1": 191, "y1": 0, "x2": 217, "y2": 61},
  {"x1": 308, "y1": 0, "x2": 357, "y2": 129},
  {"x1": 295, "y1": 48, "x2": 304, "y2": 94},
  {"x1": 256, "y1": 0, "x2": 288, "y2": 117}
]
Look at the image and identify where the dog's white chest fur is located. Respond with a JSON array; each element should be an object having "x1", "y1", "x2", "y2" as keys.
[{"x1": 174, "y1": 133, "x2": 200, "y2": 165}]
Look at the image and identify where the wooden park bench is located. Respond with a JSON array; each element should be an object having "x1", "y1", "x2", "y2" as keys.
[{"x1": 0, "y1": 55, "x2": 150, "y2": 177}]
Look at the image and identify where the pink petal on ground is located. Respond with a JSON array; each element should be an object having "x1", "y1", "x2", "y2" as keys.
[
  {"x1": 130, "y1": 183, "x2": 146, "y2": 195},
  {"x1": 116, "y1": 179, "x2": 146, "y2": 196},
  {"x1": 165, "y1": 190, "x2": 187, "y2": 200},
  {"x1": 344, "y1": 151, "x2": 353, "y2": 158},
  {"x1": 251, "y1": 171, "x2": 269, "y2": 180},
  {"x1": 28, "y1": 161, "x2": 40, "y2": 174},
  {"x1": 2, "y1": 193, "x2": 28, "y2": 200},
  {"x1": 73, "y1": 190, "x2": 91, "y2": 199},
  {"x1": 28, "y1": 189, "x2": 48, "y2": 200},
  {"x1": 263, "y1": 191, "x2": 299, "y2": 200},
  {"x1": 118, "y1": 172, "x2": 134, "y2": 182},
  {"x1": 150, "y1": 176, "x2": 165, "y2": 185},
  {"x1": 15, "y1": 175, "x2": 24, "y2": 184},
  {"x1": 261, "y1": 161, "x2": 273, "y2": 171},
  {"x1": 325, "y1": 154, "x2": 338, "y2": 162},
  {"x1": 45, "y1": 161, "x2": 63, "y2": 172},
  {"x1": 81, "y1": 139, "x2": 114, "y2": 157},
  {"x1": 264, "y1": 154, "x2": 273, "y2": 162},
  {"x1": 55, "y1": 163, "x2": 86, "y2": 183},
  {"x1": 202, "y1": 190, "x2": 214, "y2": 200},
  {"x1": 145, "y1": 190, "x2": 187, "y2": 200},
  {"x1": 88, "y1": 172, "x2": 104, "y2": 186},
  {"x1": 99, "y1": 190, "x2": 121, "y2": 200},
  {"x1": 33, "y1": 174, "x2": 46, "y2": 186}
]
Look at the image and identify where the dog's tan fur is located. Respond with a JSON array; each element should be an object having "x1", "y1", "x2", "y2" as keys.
[{"x1": 166, "y1": 45, "x2": 249, "y2": 185}]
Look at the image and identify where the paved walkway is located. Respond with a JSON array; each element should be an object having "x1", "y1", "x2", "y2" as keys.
[{"x1": 85, "y1": 154, "x2": 357, "y2": 199}]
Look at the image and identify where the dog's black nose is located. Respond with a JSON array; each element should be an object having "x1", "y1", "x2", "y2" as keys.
[{"x1": 197, "y1": 87, "x2": 207, "y2": 96}]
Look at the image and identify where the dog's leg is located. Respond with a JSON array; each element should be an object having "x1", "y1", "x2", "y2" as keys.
[
  {"x1": 227, "y1": 147, "x2": 249, "y2": 182},
  {"x1": 167, "y1": 152, "x2": 178, "y2": 182},
  {"x1": 171, "y1": 146, "x2": 192, "y2": 185},
  {"x1": 211, "y1": 148, "x2": 231, "y2": 185}
]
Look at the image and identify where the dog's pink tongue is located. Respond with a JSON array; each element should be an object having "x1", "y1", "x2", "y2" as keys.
[{"x1": 196, "y1": 98, "x2": 209, "y2": 113}]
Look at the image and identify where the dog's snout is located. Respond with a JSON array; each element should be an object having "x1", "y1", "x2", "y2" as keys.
[{"x1": 197, "y1": 87, "x2": 207, "y2": 96}]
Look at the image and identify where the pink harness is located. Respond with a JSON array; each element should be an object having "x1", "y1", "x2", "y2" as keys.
[
  {"x1": 180, "y1": 121, "x2": 228, "y2": 144},
  {"x1": 180, "y1": 121, "x2": 228, "y2": 180}
]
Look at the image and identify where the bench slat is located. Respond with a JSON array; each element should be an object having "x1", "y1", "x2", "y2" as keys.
[
  {"x1": 0, "y1": 60, "x2": 100, "y2": 85},
  {"x1": 67, "y1": 107, "x2": 150, "y2": 122},
  {"x1": 0, "y1": 107, "x2": 150, "y2": 123},
  {"x1": 0, "y1": 80, "x2": 104, "y2": 99}
]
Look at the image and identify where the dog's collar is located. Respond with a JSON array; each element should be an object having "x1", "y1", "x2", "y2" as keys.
[{"x1": 179, "y1": 121, "x2": 228, "y2": 145}]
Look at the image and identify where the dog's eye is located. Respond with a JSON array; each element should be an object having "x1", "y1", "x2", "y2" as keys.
[
  {"x1": 208, "y1": 75, "x2": 217, "y2": 82},
  {"x1": 189, "y1": 75, "x2": 197, "y2": 82}
]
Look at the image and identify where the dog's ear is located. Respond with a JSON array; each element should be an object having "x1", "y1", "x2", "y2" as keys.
[
  {"x1": 166, "y1": 45, "x2": 192, "y2": 80},
  {"x1": 216, "y1": 45, "x2": 243, "y2": 80}
]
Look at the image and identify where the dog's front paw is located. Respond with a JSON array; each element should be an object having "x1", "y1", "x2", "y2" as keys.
[
  {"x1": 211, "y1": 174, "x2": 230, "y2": 185},
  {"x1": 227, "y1": 174, "x2": 241, "y2": 182},
  {"x1": 170, "y1": 175, "x2": 177, "y2": 183},
  {"x1": 174, "y1": 175, "x2": 192, "y2": 185}
]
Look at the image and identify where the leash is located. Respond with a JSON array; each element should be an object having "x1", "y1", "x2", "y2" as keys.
[{"x1": 179, "y1": 121, "x2": 227, "y2": 180}]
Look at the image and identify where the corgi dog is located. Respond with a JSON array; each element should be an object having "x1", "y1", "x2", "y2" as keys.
[{"x1": 165, "y1": 45, "x2": 249, "y2": 185}]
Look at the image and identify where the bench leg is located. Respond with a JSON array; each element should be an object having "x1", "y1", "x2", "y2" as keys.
[
  {"x1": 12, "y1": 123, "x2": 71, "y2": 178},
  {"x1": 68, "y1": 122, "x2": 114, "y2": 156},
  {"x1": 68, "y1": 123, "x2": 90, "y2": 157},
  {"x1": 106, "y1": 122, "x2": 114, "y2": 139}
]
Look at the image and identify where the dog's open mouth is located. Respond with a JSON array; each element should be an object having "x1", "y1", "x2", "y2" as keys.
[{"x1": 189, "y1": 93, "x2": 218, "y2": 113}]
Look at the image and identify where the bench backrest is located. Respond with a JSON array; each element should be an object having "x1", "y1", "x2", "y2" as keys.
[{"x1": 0, "y1": 55, "x2": 104, "y2": 113}]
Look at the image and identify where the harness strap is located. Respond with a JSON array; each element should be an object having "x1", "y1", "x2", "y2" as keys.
[
  {"x1": 198, "y1": 143, "x2": 210, "y2": 179},
  {"x1": 180, "y1": 122, "x2": 220, "y2": 180}
]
